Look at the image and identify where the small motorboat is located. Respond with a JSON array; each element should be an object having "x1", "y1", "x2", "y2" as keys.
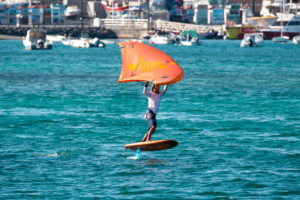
[
  {"x1": 23, "y1": 29, "x2": 53, "y2": 50},
  {"x1": 293, "y1": 35, "x2": 300, "y2": 44},
  {"x1": 180, "y1": 30, "x2": 201, "y2": 46},
  {"x1": 69, "y1": 38, "x2": 91, "y2": 48},
  {"x1": 199, "y1": 31, "x2": 218, "y2": 39},
  {"x1": 180, "y1": 37, "x2": 200, "y2": 46},
  {"x1": 46, "y1": 35, "x2": 65, "y2": 42},
  {"x1": 69, "y1": 33, "x2": 105, "y2": 48},
  {"x1": 272, "y1": 36, "x2": 289, "y2": 43},
  {"x1": 149, "y1": 31, "x2": 174, "y2": 44},
  {"x1": 141, "y1": 30, "x2": 155, "y2": 39},
  {"x1": 61, "y1": 38, "x2": 71, "y2": 45},
  {"x1": 80, "y1": 33, "x2": 105, "y2": 47},
  {"x1": 272, "y1": 6, "x2": 290, "y2": 43},
  {"x1": 240, "y1": 33, "x2": 264, "y2": 47}
]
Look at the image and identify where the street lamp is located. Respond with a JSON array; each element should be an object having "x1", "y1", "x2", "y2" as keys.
[
  {"x1": 147, "y1": 0, "x2": 150, "y2": 31},
  {"x1": 252, "y1": 0, "x2": 255, "y2": 17},
  {"x1": 81, "y1": 0, "x2": 83, "y2": 28},
  {"x1": 43, "y1": 0, "x2": 44, "y2": 28}
]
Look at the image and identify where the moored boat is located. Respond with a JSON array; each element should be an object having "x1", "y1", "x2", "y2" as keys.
[
  {"x1": 69, "y1": 33, "x2": 105, "y2": 48},
  {"x1": 80, "y1": 33, "x2": 105, "y2": 47},
  {"x1": 261, "y1": 13, "x2": 300, "y2": 40},
  {"x1": 272, "y1": 36, "x2": 289, "y2": 42},
  {"x1": 149, "y1": 31, "x2": 175, "y2": 44},
  {"x1": 240, "y1": 33, "x2": 264, "y2": 47},
  {"x1": 226, "y1": 16, "x2": 277, "y2": 39},
  {"x1": 62, "y1": 38, "x2": 71, "y2": 45},
  {"x1": 23, "y1": 29, "x2": 53, "y2": 50},
  {"x1": 70, "y1": 38, "x2": 90, "y2": 48},
  {"x1": 46, "y1": 35, "x2": 65, "y2": 42},
  {"x1": 180, "y1": 30, "x2": 201, "y2": 46},
  {"x1": 293, "y1": 35, "x2": 300, "y2": 44}
]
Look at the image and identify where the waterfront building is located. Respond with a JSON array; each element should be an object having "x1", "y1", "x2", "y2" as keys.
[
  {"x1": 50, "y1": 4, "x2": 65, "y2": 24},
  {"x1": 6, "y1": 5, "x2": 18, "y2": 24},
  {"x1": 0, "y1": 4, "x2": 6, "y2": 24}
]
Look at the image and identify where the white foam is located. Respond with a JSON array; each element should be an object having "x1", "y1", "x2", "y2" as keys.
[
  {"x1": 127, "y1": 156, "x2": 138, "y2": 160},
  {"x1": 47, "y1": 152, "x2": 58, "y2": 157}
]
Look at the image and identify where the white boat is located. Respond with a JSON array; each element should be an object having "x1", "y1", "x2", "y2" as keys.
[
  {"x1": 141, "y1": 30, "x2": 155, "y2": 39},
  {"x1": 293, "y1": 35, "x2": 300, "y2": 44},
  {"x1": 23, "y1": 29, "x2": 53, "y2": 50},
  {"x1": 272, "y1": 0, "x2": 290, "y2": 43},
  {"x1": 272, "y1": 35, "x2": 289, "y2": 42},
  {"x1": 62, "y1": 38, "x2": 71, "y2": 45},
  {"x1": 46, "y1": 35, "x2": 65, "y2": 42},
  {"x1": 124, "y1": 39, "x2": 144, "y2": 43},
  {"x1": 69, "y1": 38, "x2": 91, "y2": 48},
  {"x1": 69, "y1": 33, "x2": 105, "y2": 48},
  {"x1": 180, "y1": 30, "x2": 201, "y2": 46},
  {"x1": 180, "y1": 37, "x2": 200, "y2": 46},
  {"x1": 241, "y1": 33, "x2": 264, "y2": 47},
  {"x1": 101, "y1": 39, "x2": 117, "y2": 44},
  {"x1": 149, "y1": 31, "x2": 174, "y2": 44},
  {"x1": 80, "y1": 33, "x2": 105, "y2": 47},
  {"x1": 65, "y1": 6, "x2": 81, "y2": 19},
  {"x1": 261, "y1": 13, "x2": 300, "y2": 40}
]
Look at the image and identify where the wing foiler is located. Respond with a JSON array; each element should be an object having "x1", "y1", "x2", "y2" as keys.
[{"x1": 118, "y1": 41, "x2": 184, "y2": 85}]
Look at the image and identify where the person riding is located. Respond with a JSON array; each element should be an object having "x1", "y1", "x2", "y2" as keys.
[{"x1": 142, "y1": 81, "x2": 168, "y2": 142}]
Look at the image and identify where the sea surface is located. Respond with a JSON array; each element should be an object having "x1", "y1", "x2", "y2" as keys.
[{"x1": 1, "y1": 39, "x2": 300, "y2": 199}]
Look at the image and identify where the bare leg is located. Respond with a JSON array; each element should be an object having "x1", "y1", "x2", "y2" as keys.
[
  {"x1": 146, "y1": 126, "x2": 157, "y2": 141},
  {"x1": 141, "y1": 132, "x2": 149, "y2": 142}
]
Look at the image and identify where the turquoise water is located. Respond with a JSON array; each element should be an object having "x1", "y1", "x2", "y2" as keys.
[{"x1": 1, "y1": 40, "x2": 300, "y2": 199}]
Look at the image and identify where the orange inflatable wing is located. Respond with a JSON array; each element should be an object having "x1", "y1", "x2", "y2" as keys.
[{"x1": 118, "y1": 41, "x2": 184, "y2": 85}]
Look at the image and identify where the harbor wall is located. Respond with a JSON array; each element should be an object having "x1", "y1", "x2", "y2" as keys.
[
  {"x1": 0, "y1": 27, "x2": 119, "y2": 39},
  {"x1": 0, "y1": 25, "x2": 221, "y2": 40},
  {"x1": 0, "y1": 27, "x2": 147, "y2": 39},
  {"x1": 112, "y1": 28, "x2": 148, "y2": 39}
]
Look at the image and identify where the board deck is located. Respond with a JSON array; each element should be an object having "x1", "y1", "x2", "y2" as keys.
[{"x1": 124, "y1": 140, "x2": 178, "y2": 151}]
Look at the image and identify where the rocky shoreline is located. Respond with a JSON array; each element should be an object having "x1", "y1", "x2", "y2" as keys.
[{"x1": 0, "y1": 27, "x2": 118, "y2": 39}]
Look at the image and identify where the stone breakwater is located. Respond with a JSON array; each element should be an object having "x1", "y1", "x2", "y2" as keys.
[{"x1": 0, "y1": 27, "x2": 118, "y2": 38}]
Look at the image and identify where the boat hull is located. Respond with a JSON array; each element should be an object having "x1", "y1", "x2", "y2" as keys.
[
  {"x1": 180, "y1": 41, "x2": 199, "y2": 46},
  {"x1": 262, "y1": 31, "x2": 298, "y2": 40},
  {"x1": 46, "y1": 35, "x2": 65, "y2": 42},
  {"x1": 293, "y1": 37, "x2": 300, "y2": 44},
  {"x1": 241, "y1": 40, "x2": 264, "y2": 47},
  {"x1": 24, "y1": 44, "x2": 52, "y2": 50},
  {"x1": 150, "y1": 36, "x2": 174, "y2": 44},
  {"x1": 62, "y1": 39, "x2": 70, "y2": 45},
  {"x1": 272, "y1": 36, "x2": 289, "y2": 42},
  {"x1": 23, "y1": 41, "x2": 53, "y2": 50},
  {"x1": 226, "y1": 26, "x2": 258, "y2": 39},
  {"x1": 70, "y1": 39, "x2": 91, "y2": 48},
  {"x1": 152, "y1": 40, "x2": 173, "y2": 44}
]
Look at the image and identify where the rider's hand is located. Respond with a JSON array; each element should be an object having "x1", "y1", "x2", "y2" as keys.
[{"x1": 145, "y1": 81, "x2": 149, "y2": 87}]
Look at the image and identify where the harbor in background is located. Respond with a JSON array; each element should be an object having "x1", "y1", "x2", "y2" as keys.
[{"x1": 0, "y1": 0, "x2": 299, "y2": 40}]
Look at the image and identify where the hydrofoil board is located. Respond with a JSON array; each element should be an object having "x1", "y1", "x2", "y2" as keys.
[{"x1": 124, "y1": 140, "x2": 178, "y2": 151}]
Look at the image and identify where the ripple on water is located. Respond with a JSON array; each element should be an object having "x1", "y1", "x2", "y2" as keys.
[{"x1": 0, "y1": 40, "x2": 300, "y2": 199}]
